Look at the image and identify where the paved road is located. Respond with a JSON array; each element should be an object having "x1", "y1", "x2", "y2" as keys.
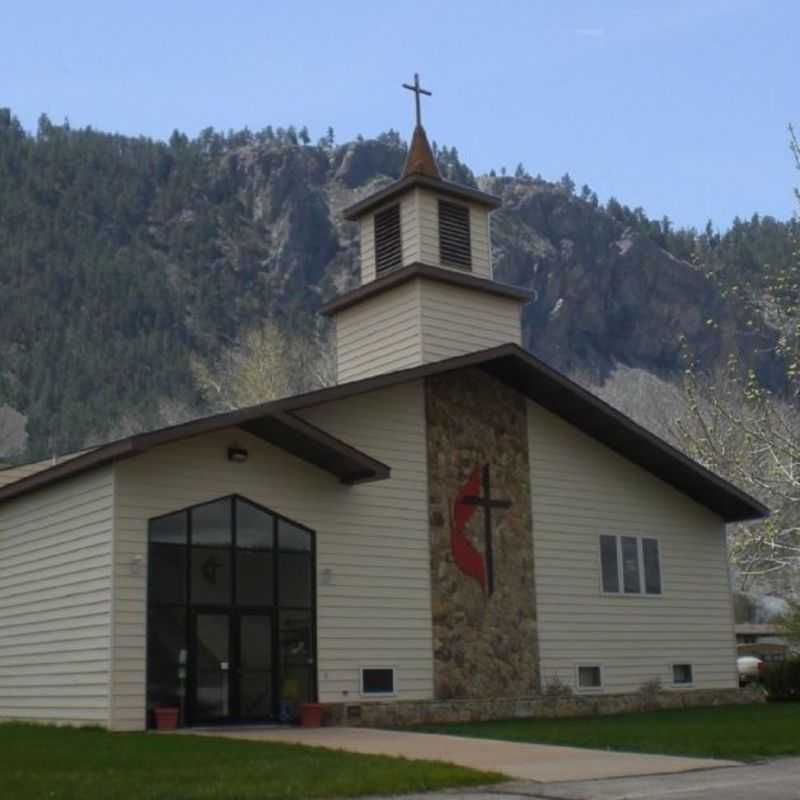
[{"x1": 363, "y1": 757, "x2": 800, "y2": 800}]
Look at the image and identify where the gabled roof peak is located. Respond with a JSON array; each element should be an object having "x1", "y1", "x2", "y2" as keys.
[{"x1": 402, "y1": 125, "x2": 440, "y2": 180}]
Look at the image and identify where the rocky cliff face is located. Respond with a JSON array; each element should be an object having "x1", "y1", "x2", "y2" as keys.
[
  {"x1": 0, "y1": 128, "x2": 785, "y2": 456},
  {"x1": 214, "y1": 137, "x2": 780, "y2": 385},
  {"x1": 484, "y1": 177, "x2": 782, "y2": 383},
  {"x1": 229, "y1": 139, "x2": 780, "y2": 384}
]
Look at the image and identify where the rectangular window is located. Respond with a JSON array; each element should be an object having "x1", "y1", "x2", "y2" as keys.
[
  {"x1": 361, "y1": 668, "x2": 395, "y2": 696},
  {"x1": 374, "y1": 204, "x2": 402, "y2": 273},
  {"x1": 642, "y1": 538, "x2": 662, "y2": 594},
  {"x1": 577, "y1": 665, "x2": 603, "y2": 690},
  {"x1": 438, "y1": 199, "x2": 472, "y2": 269},
  {"x1": 599, "y1": 535, "x2": 619, "y2": 593},
  {"x1": 621, "y1": 536, "x2": 640, "y2": 594},
  {"x1": 672, "y1": 664, "x2": 693, "y2": 685},
  {"x1": 600, "y1": 535, "x2": 662, "y2": 595}
]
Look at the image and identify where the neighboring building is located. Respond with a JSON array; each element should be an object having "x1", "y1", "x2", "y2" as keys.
[
  {"x1": 735, "y1": 624, "x2": 788, "y2": 662},
  {"x1": 0, "y1": 94, "x2": 768, "y2": 731}
]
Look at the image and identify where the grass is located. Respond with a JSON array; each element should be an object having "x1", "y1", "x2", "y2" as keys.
[
  {"x1": 0, "y1": 723, "x2": 503, "y2": 800},
  {"x1": 412, "y1": 703, "x2": 800, "y2": 762}
]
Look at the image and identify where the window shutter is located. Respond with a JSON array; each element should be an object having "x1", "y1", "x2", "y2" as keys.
[
  {"x1": 374, "y1": 204, "x2": 402, "y2": 273},
  {"x1": 438, "y1": 200, "x2": 472, "y2": 269}
]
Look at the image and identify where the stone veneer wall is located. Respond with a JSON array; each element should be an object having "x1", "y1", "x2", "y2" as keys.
[
  {"x1": 322, "y1": 686, "x2": 763, "y2": 728},
  {"x1": 425, "y1": 368, "x2": 539, "y2": 699}
]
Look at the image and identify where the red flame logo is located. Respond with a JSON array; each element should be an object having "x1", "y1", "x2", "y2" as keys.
[{"x1": 449, "y1": 466, "x2": 487, "y2": 591}]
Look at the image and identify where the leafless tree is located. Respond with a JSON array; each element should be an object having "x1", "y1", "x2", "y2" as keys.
[
  {"x1": 192, "y1": 321, "x2": 335, "y2": 412},
  {"x1": 673, "y1": 356, "x2": 800, "y2": 593},
  {"x1": 667, "y1": 125, "x2": 800, "y2": 594}
]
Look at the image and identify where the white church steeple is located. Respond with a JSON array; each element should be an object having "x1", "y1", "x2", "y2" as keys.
[{"x1": 321, "y1": 75, "x2": 529, "y2": 383}]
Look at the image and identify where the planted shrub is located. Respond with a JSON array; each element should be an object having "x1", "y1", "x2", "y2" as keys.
[{"x1": 761, "y1": 658, "x2": 800, "y2": 701}]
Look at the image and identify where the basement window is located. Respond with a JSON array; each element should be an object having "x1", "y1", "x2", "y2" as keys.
[
  {"x1": 374, "y1": 204, "x2": 402, "y2": 273},
  {"x1": 361, "y1": 668, "x2": 396, "y2": 696},
  {"x1": 672, "y1": 664, "x2": 694, "y2": 685},
  {"x1": 576, "y1": 665, "x2": 603, "y2": 691},
  {"x1": 438, "y1": 199, "x2": 472, "y2": 270}
]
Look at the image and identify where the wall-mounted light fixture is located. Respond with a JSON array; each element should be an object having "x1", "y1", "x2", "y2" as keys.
[{"x1": 227, "y1": 446, "x2": 249, "y2": 463}]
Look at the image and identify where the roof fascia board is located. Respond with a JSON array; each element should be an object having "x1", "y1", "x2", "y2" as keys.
[
  {"x1": 320, "y1": 263, "x2": 530, "y2": 317},
  {"x1": 343, "y1": 174, "x2": 501, "y2": 221}
]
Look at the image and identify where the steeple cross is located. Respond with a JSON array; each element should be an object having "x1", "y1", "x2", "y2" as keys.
[{"x1": 402, "y1": 73, "x2": 432, "y2": 128}]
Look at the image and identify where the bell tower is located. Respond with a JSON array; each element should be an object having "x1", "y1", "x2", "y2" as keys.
[{"x1": 322, "y1": 75, "x2": 529, "y2": 383}]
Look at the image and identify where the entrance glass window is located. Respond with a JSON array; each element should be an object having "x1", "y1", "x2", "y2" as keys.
[{"x1": 146, "y1": 495, "x2": 316, "y2": 727}]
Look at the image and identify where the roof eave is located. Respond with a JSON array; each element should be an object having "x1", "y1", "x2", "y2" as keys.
[
  {"x1": 0, "y1": 409, "x2": 390, "y2": 505},
  {"x1": 0, "y1": 440, "x2": 139, "y2": 504},
  {"x1": 320, "y1": 262, "x2": 531, "y2": 317},
  {"x1": 0, "y1": 343, "x2": 768, "y2": 524},
  {"x1": 477, "y1": 350, "x2": 769, "y2": 524},
  {"x1": 343, "y1": 174, "x2": 501, "y2": 221}
]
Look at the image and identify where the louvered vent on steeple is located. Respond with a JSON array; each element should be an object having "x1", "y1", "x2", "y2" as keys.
[
  {"x1": 438, "y1": 200, "x2": 472, "y2": 270},
  {"x1": 374, "y1": 204, "x2": 403, "y2": 273}
]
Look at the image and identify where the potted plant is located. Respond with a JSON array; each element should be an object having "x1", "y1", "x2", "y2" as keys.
[
  {"x1": 300, "y1": 703, "x2": 324, "y2": 728},
  {"x1": 153, "y1": 706, "x2": 180, "y2": 730}
]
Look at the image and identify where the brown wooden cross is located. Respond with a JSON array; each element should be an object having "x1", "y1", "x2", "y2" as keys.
[
  {"x1": 402, "y1": 73, "x2": 432, "y2": 128},
  {"x1": 461, "y1": 464, "x2": 512, "y2": 596}
]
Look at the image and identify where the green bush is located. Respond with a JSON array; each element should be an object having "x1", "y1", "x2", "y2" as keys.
[{"x1": 762, "y1": 658, "x2": 800, "y2": 701}]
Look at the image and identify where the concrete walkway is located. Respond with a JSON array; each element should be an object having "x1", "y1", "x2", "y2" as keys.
[{"x1": 188, "y1": 726, "x2": 738, "y2": 783}]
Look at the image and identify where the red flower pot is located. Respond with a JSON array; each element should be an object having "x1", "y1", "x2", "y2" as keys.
[
  {"x1": 153, "y1": 707, "x2": 180, "y2": 730},
  {"x1": 301, "y1": 703, "x2": 323, "y2": 728}
]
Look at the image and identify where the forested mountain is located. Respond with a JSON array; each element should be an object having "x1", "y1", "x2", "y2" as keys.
[{"x1": 0, "y1": 109, "x2": 796, "y2": 459}]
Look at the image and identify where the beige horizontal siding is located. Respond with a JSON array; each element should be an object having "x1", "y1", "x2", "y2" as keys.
[
  {"x1": 110, "y1": 381, "x2": 432, "y2": 730},
  {"x1": 401, "y1": 193, "x2": 421, "y2": 266},
  {"x1": 0, "y1": 467, "x2": 114, "y2": 726},
  {"x1": 419, "y1": 280, "x2": 521, "y2": 362},
  {"x1": 469, "y1": 206, "x2": 492, "y2": 278},
  {"x1": 415, "y1": 189, "x2": 439, "y2": 267},
  {"x1": 528, "y1": 400, "x2": 739, "y2": 694},
  {"x1": 335, "y1": 280, "x2": 423, "y2": 381},
  {"x1": 335, "y1": 276, "x2": 522, "y2": 382}
]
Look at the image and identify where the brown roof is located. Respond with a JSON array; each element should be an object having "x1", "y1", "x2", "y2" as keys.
[
  {"x1": 343, "y1": 173, "x2": 500, "y2": 221},
  {"x1": 0, "y1": 344, "x2": 769, "y2": 523},
  {"x1": 0, "y1": 411, "x2": 390, "y2": 504},
  {"x1": 402, "y1": 125, "x2": 440, "y2": 179},
  {"x1": 0, "y1": 449, "x2": 96, "y2": 488},
  {"x1": 320, "y1": 263, "x2": 531, "y2": 316}
]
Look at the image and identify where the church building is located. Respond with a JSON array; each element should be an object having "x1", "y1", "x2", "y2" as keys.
[{"x1": 0, "y1": 79, "x2": 767, "y2": 730}]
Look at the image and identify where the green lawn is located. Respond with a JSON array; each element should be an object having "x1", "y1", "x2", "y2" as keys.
[
  {"x1": 0, "y1": 723, "x2": 502, "y2": 800},
  {"x1": 412, "y1": 703, "x2": 800, "y2": 762}
]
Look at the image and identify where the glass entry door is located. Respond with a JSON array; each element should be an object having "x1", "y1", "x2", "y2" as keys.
[
  {"x1": 238, "y1": 613, "x2": 273, "y2": 721},
  {"x1": 147, "y1": 496, "x2": 316, "y2": 728},
  {"x1": 191, "y1": 611, "x2": 275, "y2": 724},
  {"x1": 192, "y1": 612, "x2": 231, "y2": 723}
]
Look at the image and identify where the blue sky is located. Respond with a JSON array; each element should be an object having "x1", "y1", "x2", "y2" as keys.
[{"x1": 3, "y1": 0, "x2": 797, "y2": 228}]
